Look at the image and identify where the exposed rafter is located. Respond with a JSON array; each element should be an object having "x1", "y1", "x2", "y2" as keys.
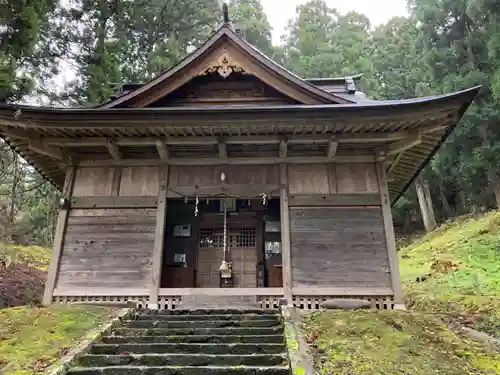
[
  {"x1": 27, "y1": 140, "x2": 68, "y2": 162},
  {"x1": 384, "y1": 133, "x2": 422, "y2": 156},
  {"x1": 388, "y1": 152, "x2": 405, "y2": 174}
]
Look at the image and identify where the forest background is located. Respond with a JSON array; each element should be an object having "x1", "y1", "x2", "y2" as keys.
[{"x1": 2, "y1": 0, "x2": 500, "y2": 246}]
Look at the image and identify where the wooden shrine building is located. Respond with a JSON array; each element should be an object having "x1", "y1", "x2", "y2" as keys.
[{"x1": 0, "y1": 19, "x2": 479, "y2": 310}]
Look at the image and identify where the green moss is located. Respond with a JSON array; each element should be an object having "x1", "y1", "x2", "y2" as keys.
[
  {"x1": 292, "y1": 365, "x2": 306, "y2": 375},
  {"x1": 303, "y1": 310, "x2": 500, "y2": 375},
  {"x1": 0, "y1": 243, "x2": 51, "y2": 270},
  {"x1": 285, "y1": 322, "x2": 299, "y2": 351},
  {"x1": 399, "y1": 210, "x2": 500, "y2": 337},
  {"x1": 0, "y1": 305, "x2": 116, "y2": 374}
]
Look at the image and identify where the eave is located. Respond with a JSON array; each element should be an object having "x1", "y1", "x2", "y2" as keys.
[{"x1": 0, "y1": 86, "x2": 481, "y2": 204}]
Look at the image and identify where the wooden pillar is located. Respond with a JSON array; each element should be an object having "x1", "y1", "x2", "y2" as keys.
[
  {"x1": 279, "y1": 164, "x2": 293, "y2": 303},
  {"x1": 148, "y1": 166, "x2": 168, "y2": 309},
  {"x1": 376, "y1": 163, "x2": 405, "y2": 308},
  {"x1": 42, "y1": 166, "x2": 76, "y2": 306}
]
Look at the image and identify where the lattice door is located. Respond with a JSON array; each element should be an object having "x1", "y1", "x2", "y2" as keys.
[
  {"x1": 197, "y1": 228, "x2": 225, "y2": 287},
  {"x1": 197, "y1": 227, "x2": 257, "y2": 287},
  {"x1": 228, "y1": 228, "x2": 257, "y2": 287}
]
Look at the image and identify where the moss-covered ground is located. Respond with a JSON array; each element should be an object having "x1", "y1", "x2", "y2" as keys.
[
  {"x1": 0, "y1": 244, "x2": 117, "y2": 374},
  {"x1": 399, "y1": 210, "x2": 500, "y2": 337},
  {"x1": 303, "y1": 210, "x2": 500, "y2": 374},
  {"x1": 0, "y1": 244, "x2": 52, "y2": 271},
  {"x1": 304, "y1": 310, "x2": 500, "y2": 375},
  {"x1": 0, "y1": 304, "x2": 116, "y2": 374}
]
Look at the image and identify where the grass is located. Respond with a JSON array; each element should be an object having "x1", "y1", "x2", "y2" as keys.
[
  {"x1": 0, "y1": 304, "x2": 117, "y2": 374},
  {"x1": 0, "y1": 243, "x2": 51, "y2": 271},
  {"x1": 399, "y1": 210, "x2": 500, "y2": 337},
  {"x1": 0, "y1": 244, "x2": 118, "y2": 373},
  {"x1": 303, "y1": 310, "x2": 500, "y2": 375},
  {"x1": 302, "y1": 210, "x2": 500, "y2": 374}
]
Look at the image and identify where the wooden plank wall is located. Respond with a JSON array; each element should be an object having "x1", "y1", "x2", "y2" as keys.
[
  {"x1": 72, "y1": 166, "x2": 160, "y2": 196},
  {"x1": 55, "y1": 166, "x2": 161, "y2": 293},
  {"x1": 288, "y1": 163, "x2": 379, "y2": 195},
  {"x1": 290, "y1": 207, "x2": 391, "y2": 288},
  {"x1": 287, "y1": 163, "x2": 391, "y2": 290},
  {"x1": 168, "y1": 165, "x2": 279, "y2": 186},
  {"x1": 55, "y1": 208, "x2": 156, "y2": 289},
  {"x1": 54, "y1": 163, "x2": 391, "y2": 295}
]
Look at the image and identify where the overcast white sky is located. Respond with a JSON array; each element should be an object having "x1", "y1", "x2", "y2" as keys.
[{"x1": 261, "y1": 0, "x2": 409, "y2": 43}]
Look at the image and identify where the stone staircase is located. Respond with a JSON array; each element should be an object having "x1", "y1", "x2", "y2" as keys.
[{"x1": 66, "y1": 308, "x2": 290, "y2": 374}]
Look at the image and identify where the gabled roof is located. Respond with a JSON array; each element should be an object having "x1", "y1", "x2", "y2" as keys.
[{"x1": 98, "y1": 24, "x2": 356, "y2": 109}]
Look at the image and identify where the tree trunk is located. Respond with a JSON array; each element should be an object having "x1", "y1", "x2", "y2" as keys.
[
  {"x1": 438, "y1": 181, "x2": 455, "y2": 218},
  {"x1": 415, "y1": 174, "x2": 437, "y2": 232},
  {"x1": 487, "y1": 166, "x2": 500, "y2": 208},
  {"x1": 456, "y1": 188, "x2": 467, "y2": 215},
  {"x1": 478, "y1": 122, "x2": 500, "y2": 208}
]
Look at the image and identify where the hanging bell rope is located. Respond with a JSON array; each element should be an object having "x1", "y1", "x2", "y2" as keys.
[{"x1": 219, "y1": 197, "x2": 230, "y2": 273}]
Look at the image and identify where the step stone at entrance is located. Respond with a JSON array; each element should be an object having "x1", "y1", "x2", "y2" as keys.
[
  {"x1": 90, "y1": 343, "x2": 285, "y2": 355},
  {"x1": 66, "y1": 366, "x2": 290, "y2": 374},
  {"x1": 134, "y1": 313, "x2": 277, "y2": 321},
  {"x1": 66, "y1": 308, "x2": 289, "y2": 375},
  {"x1": 79, "y1": 353, "x2": 288, "y2": 367},
  {"x1": 112, "y1": 324, "x2": 284, "y2": 336},
  {"x1": 126, "y1": 318, "x2": 280, "y2": 328},
  {"x1": 101, "y1": 334, "x2": 285, "y2": 344},
  {"x1": 180, "y1": 295, "x2": 260, "y2": 309}
]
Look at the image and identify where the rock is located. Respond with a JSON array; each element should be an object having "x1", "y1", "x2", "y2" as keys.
[
  {"x1": 320, "y1": 298, "x2": 372, "y2": 310},
  {"x1": 461, "y1": 327, "x2": 500, "y2": 352}
]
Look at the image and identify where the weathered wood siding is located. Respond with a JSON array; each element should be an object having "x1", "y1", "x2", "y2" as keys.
[
  {"x1": 55, "y1": 166, "x2": 161, "y2": 292},
  {"x1": 72, "y1": 167, "x2": 116, "y2": 196},
  {"x1": 120, "y1": 167, "x2": 160, "y2": 196},
  {"x1": 290, "y1": 207, "x2": 391, "y2": 288},
  {"x1": 168, "y1": 165, "x2": 279, "y2": 186},
  {"x1": 55, "y1": 208, "x2": 156, "y2": 290},
  {"x1": 288, "y1": 163, "x2": 378, "y2": 195},
  {"x1": 72, "y1": 166, "x2": 160, "y2": 197}
]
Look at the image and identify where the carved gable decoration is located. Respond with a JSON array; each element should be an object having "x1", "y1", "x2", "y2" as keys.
[
  {"x1": 148, "y1": 73, "x2": 299, "y2": 107},
  {"x1": 198, "y1": 50, "x2": 250, "y2": 79}
]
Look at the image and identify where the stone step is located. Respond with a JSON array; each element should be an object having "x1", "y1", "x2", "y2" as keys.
[
  {"x1": 90, "y1": 343, "x2": 285, "y2": 355},
  {"x1": 112, "y1": 326, "x2": 284, "y2": 336},
  {"x1": 78, "y1": 353, "x2": 288, "y2": 367},
  {"x1": 102, "y1": 334, "x2": 284, "y2": 344},
  {"x1": 66, "y1": 365, "x2": 290, "y2": 375},
  {"x1": 139, "y1": 309, "x2": 278, "y2": 316},
  {"x1": 125, "y1": 319, "x2": 280, "y2": 329},
  {"x1": 134, "y1": 314, "x2": 280, "y2": 322}
]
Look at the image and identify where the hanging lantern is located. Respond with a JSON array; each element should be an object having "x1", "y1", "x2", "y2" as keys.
[{"x1": 184, "y1": 196, "x2": 188, "y2": 204}]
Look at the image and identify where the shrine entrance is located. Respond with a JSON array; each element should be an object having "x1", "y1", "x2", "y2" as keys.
[
  {"x1": 197, "y1": 212, "x2": 259, "y2": 288},
  {"x1": 161, "y1": 193, "x2": 283, "y2": 290}
]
